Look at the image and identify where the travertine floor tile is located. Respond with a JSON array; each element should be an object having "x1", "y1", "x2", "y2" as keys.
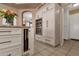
[
  {"x1": 39, "y1": 50, "x2": 52, "y2": 56},
  {"x1": 33, "y1": 53, "x2": 42, "y2": 56},
  {"x1": 55, "y1": 48, "x2": 69, "y2": 54},
  {"x1": 46, "y1": 47, "x2": 56, "y2": 53},
  {"x1": 33, "y1": 39, "x2": 79, "y2": 56},
  {"x1": 67, "y1": 49, "x2": 79, "y2": 56}
]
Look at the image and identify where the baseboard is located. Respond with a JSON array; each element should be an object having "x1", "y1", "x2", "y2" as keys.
[
  {"x1": 71, "y1": 38, "x2": 79, "y2": 41},
  {"x1": 64, "y1": 39, "x2": 71, "y2": 40},
  {"x1": 36, "y1": 39, "x2": 59, "y2": 47}
]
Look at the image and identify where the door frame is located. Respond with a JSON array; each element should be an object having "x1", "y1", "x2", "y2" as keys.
[{"x1": 59, "y1": 4, "x2": 65, "y2": 46}]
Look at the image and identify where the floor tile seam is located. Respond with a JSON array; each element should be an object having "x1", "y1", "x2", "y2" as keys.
[
  {"x1": 65, "y1": 44, "x2": 74, "y2": 56},
  {"x1": 34, "y1": 47, "x2": 49, "y2": 55}
]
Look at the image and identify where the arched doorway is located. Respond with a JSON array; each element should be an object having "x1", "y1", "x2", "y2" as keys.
[
  {"x1": 22, "y1": 11, "x2": 32, "y2": 28},
  {"x1": 22, "y1": 11, "x2": 32, "y2": 53}
]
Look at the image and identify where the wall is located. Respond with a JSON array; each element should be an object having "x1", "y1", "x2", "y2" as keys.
[
  {"x1": 64, "y1": 7, "x2": 79, "y2": 40},
  {"x1": 70, "y1": 13, "x2": 79, "y2": 39},
  {"x1": 18, "y1": 9, "x2": 32, "y2": 25},
  {"x1": 64, "y1": 8, "x2": 70, "y2": 39}
]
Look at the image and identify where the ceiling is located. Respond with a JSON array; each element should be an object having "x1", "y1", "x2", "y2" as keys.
[{"x1": 1, "y1": 3, "x2": 42, "y2": 9}]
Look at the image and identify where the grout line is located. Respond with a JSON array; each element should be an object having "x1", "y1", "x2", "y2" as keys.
[
  {"x1": 34, "y1": 45, "x2": 50, "y2": 55},
  {"x1": 49, "y1": 49, "x2": 57, "y2": 56},
  {"x1": 65, "y1": 43, "x2": 74, "y2": 56},
  {"x1": 34, "y1": 42, "x2": 57, "y2": 56},
  {"x1": 34, "y1": 40, "x2": 78, "y2": 56}
]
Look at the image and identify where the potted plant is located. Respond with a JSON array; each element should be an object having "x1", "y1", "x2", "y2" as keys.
[{"x1": 0, "y1": 9, "x2": 17, "y2": 25}]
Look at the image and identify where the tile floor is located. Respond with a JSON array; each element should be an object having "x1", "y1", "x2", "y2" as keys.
[{"x1": 33, "y1": 39, "x2": 79, "y2": 56}]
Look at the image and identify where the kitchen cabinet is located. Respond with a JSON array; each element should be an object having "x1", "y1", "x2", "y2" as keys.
[
  {"x1": 0, "y1": 28, "x2": 23, "y2": 56},
  {"x1": 35, "y1": 4, "x2": 61, "y2": 46}
]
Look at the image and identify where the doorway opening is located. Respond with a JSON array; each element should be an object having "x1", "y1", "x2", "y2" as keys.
[
  {"x1": 63, "y1": 3, "x2": 79, "y2": 46},
  {"x1": 22, "y1": 11, "x2": 32, "y2": 52}
]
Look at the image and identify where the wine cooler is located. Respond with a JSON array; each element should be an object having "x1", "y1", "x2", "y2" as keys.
[{"x1": 24, "y1": 29, "x2": 29, "y2": 52}]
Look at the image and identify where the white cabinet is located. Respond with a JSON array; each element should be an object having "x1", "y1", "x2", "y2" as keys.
[
  {"x1": 35, "y1": 4, "x2": 61, "y2": 46},
  {"x1": 0, "y1": 45, "x2": 22, "y2": 56},
  {"x1": 0, "y1": 28, "x2": 22, "y2": 56}
]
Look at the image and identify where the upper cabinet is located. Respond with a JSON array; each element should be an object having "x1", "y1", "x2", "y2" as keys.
[{"x1": 36, "y1": 4, "x2": 55, "y2": 19}]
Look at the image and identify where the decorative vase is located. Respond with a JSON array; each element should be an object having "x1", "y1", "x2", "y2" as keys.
[{"x1": 6, "y1": 18, "x2": 14, "y2": 26}]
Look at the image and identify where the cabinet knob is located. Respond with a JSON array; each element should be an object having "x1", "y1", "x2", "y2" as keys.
[{"x1": 7, "y1": 53, "x2": 11, "y2": 56}]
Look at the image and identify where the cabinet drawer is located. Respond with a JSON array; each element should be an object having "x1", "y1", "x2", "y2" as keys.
[
  {"x1": 11, "y1": 28, "x2": 22, "y2": 34},
  {"x1": 0, "y1": 35, "x2": 22, "y2": 48},
  {"x1": 10, "y1": 35, "x2": 22, "y2": 44},
  {"x1": 0, "y1": 45, "x2": 22, "y2": 56},
  {"x1": 0, "y1": 35, "x2": 11, "y2": 43},
  {"x1": 0, "y1": 28, "x2": 11, "y2": 35},
  {"x1": 0, "y1": 37, "x2": 11, "y2": 48},
  {"x1": 0, "y1": 28, "x2": 22, "y2": 35}
]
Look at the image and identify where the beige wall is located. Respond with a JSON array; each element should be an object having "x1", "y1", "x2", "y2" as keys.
[{"x1": 17, "y1": 9, "x2": 36, "y2": 26}]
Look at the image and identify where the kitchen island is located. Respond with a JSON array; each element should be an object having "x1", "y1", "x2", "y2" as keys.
[{"x1": 0, "y1": 26, "x2": 25, "y2": 56}]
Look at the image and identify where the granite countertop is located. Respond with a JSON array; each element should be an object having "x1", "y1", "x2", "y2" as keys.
[{"x1": 0, "y1": 26, "x2": 27, "y2": 28}]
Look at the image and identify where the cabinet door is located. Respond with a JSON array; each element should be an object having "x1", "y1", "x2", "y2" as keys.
[
  {"x1": 0, "y1": 45, "x2": 22, "y2": 56},
  {"x1": 45, "y1": 9, "x2": 55, "y2": 38},
  {"x1": 42, "y1": 13, "x2": 47, "y2": 37},
  {"x1": 49, "y1": 9, "x2": 55, "y2": 34},
  {"x1": 43, "y1": 7, "x2": 55, "y2": 45}
]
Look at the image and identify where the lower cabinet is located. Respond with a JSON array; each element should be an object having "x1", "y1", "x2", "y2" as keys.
[
  {"x1": 35, "y1": 35, "x2": 55, "y2": 46},
  {"x1": 0, "y1": 45, "x2": 22, "y2": 56},
  {"x1": 0, "y1": 28, "x2": 23, "y2": 56}
]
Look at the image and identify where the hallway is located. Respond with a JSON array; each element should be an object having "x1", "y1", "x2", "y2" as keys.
[{"x1": 33, "y1": 40, "x2": 79, "y2": 56}]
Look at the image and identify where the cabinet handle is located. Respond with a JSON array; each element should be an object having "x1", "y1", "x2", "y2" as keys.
[
  {"x1": 0, "y1": 41, "x2": 11, "y2": 44},
  {"x1": 7, "y1": 53, "x2": 11, "y2": 56},
  {"x1": 0, "y1": 31, "x2": 11, "y2": 32}
]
